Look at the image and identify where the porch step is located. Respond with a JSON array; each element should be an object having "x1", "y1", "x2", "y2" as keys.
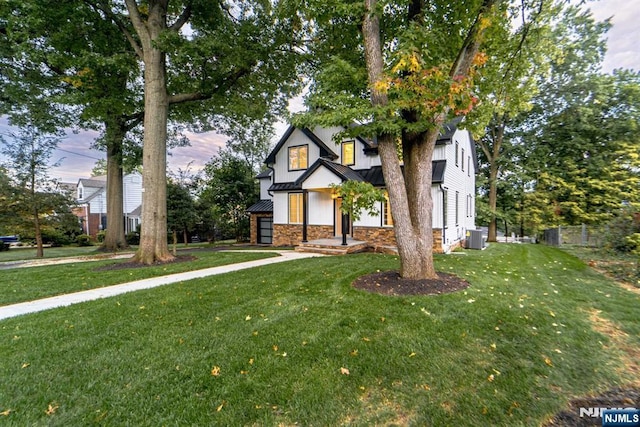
[{"x1": 295, "y1": 239, "x2": 369, "y2": 255}]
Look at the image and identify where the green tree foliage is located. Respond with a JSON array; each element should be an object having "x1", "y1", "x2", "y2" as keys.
[
  {"x1": 0, "y1": 127, "x2": 78, "y2": 256},
  {"x1": 199, "y1": 156, "x2": 259, "y2": 243},
  {"x1": 330, "y1": 181, "x2": 386, "y2": 222},
  {"x1": 167, "y1": 179, "x2": 198, "y2": 254},
  {"x1": 299, "y1": 0, "x2": 517, "y2": 279},
  {"x1": 518, "y1": 70, "x2": 640, "y2": 230}
]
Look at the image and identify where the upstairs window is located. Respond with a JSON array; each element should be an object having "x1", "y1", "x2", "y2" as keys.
[
  {"x1": 78, "y1": 187, "x2": 83, "y2": 200},
  {"x1": 468, "y1": 156, "x2": 471, "y2": 176},
  {"x1": 288, "y1": 145, "x2": 308, "y2": 171},
  {"x1": 455, "y1": 142, "x2": 459, "y2": 166},
  {"x1": 341, "y1": 141, "x2": 355, "y2": 166},
  {"x1": 461, "y1": 148, "x2": 465, "y2": 171}
]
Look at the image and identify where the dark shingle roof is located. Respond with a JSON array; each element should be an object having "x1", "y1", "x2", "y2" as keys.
[
  {"x1": 256, "y1": 169, "x2": 272, "y2": 179},
  {"x1": 265, "y1": 126, "x2": 338, "y2": 164},
  {"x1": 357, "y1": 160, "x2": 447, "y2": 186},
  {"x1": 436, "y1": 117, "x2": 464, "y2": 145},
  {"x1": 295, "y1": 158, "x2": 365, "y2": 186},
  {"x1": 247, "y1": 199, "x2": 273, "y2": 213},
  {"x1": 268, "y1": 182, "x2": 301, "y2": 192}
]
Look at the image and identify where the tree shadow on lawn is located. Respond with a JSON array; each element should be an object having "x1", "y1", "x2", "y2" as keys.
[{"x1": 353, "y1": 270, "x2": 640, "y2": 426}]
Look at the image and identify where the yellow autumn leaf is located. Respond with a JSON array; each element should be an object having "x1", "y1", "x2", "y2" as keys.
[
  {"x1": 240, "y1": 370, "x2": 248, "y2": 375},
  {"x1": 373, "y1": 79, "x2": 390, "y2": 94},
  {"x1": 45, "y1": 403, "x2": 59, "y2": 416},
  {"x1": 544, "y1": 356, "x2": 553, "y2": 366},
  {"x1": 249, "y1": 358, "x2": 254, "y2": 365},
  {"x1": 490, "y1": 343, "x2": 497, "y2": 350},
  {"x1": 340, "y1": 367, "x2": 350, "y2": 375},
  {"x1": 409, "y1": 352, "x2": 416, "y2": 357},
  {"x1": 211, "y1": 366, "x2": 221, "y2": 376},
  {"x1": 487, "y1": 374, "x2": 495, "y2": 382},
  {"x1": 350, "y1": 349, "x2": 359, "y2": 356},
  {"x1": 1, "y1": 409, "x2": 11, "y2": 416},
  {"x1": 549, "y1": 310, "x2": 556, "y2": 317},
  {"x1": 21, "y1": 362, "x2": 30, "y2": 369},
  {"x1": 272, "y1": 345, "x2": 278, "y2": 352},
  {"x1": 421, "y1": 384, "x2": 431, "y2": 391},
  {"x1": 216, "y1": 401, "x2": 225, "y2": 412},
  {"x1": 245, "y1": 315, "x2": 251, "y2": 321}
]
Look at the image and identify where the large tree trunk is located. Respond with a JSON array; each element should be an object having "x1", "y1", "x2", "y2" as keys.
[
  {"x1": 362, "y1": 0, "x2": 436, "y2": 279},
  {"x1": 127, "y1": 0, "x2": 173, "y2": 264},
  {"x1": 362, "y1": 0, "x2": 496, "y2": 279},
  {"x1": 485, "y1": 119, "x2": 504, "y2": 242},
  {"x1": 101, "y1": 119, "x2": 128, "y2": 251}
]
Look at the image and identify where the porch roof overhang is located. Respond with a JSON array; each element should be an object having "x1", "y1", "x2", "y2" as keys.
[
  {"x1": 247, "y1": 199, "x2": 273, "y2": 213},
  {"x1": 295, "y1": 158, "x2": 365, "y2": 190}
]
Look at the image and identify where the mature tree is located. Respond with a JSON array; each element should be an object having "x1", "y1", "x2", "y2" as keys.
[
  {"x1": 468, "y1": 0, "x2": 567, "y2": 242},
  {"x1": 302, "y1": 0, "x2": 516, "y2": 279},
  {"x1": 199, "y1": 156, "x2": 259, "y2": 242},
  {"x1": 84, "y1": 0, "x2": 302, "y2": 264},
  {"x1": 0, "y1": 127, "x2": 68, "y2": 257},
  {"x1": 219, "y1": 118, "x2": 275, "y2": 174},
  {"x1": 0, "y1": 0, "x2": 144, "y2": 252},
  {"x1": 519, "y1": 70, "x2": 640, "y2": 228}
]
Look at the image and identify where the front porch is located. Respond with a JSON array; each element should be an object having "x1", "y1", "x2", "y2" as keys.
[{"x1": 295, "y1": 237, "x2": 371, "y2": 255}]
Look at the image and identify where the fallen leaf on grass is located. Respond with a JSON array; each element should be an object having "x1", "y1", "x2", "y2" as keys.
[
  {"x1": 543, "y1": 356, "x2": 553, "y2": 367},
  {"x1": 340, "y1": 367, "x2": 350, "y2": 375},
  {"x1": 1, "y1": 409, "x2": 11, "y2": 416},
  {"x1": 217, "y1": 401, "x2": 225, "y2": 412},
  {"x1": 45, "y1": 403, "x2": 59, "y2": 416},
  {"x1": 211, "y1": 366, "x2": 221, "y2": 376},
  {"x1": 21, "y1": 362, "x2": 30, "y2": 369},
  {"x1": 487, "y1": 374, "x2": 495, "y2": 382}
]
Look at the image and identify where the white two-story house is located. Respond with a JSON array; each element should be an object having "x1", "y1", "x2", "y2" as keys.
[
  {"x1": 74, "y1": 172, "x2": 143, "y2": 238},
  {"x1": 247, "y1": 119, "x2": 477, "y2": 253}
]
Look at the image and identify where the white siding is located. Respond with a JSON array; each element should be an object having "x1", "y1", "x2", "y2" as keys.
[
  {"x1": 123, "y1": 172, "x2": 142, "y2": 214},
  {"x1": 354, "y1": 203, "x2": 384, "y2": 227},
  {"x1": 301, "y1": 167, "x2": 342, "y2": 190},
  {"x1": 273, "y1": 192, "x2": 290, "y2": 224},
  {"x1": 308, "y1": 192, "x2": 333, "y2": 225},
  {"x1": 259, "y1": 177, "x2": 271, "y2": 200},
  {"x1": 439, "y1": 129, "x2": 476, "y2": 250},
  {"x1": 273, "y1": 128, "x2": 322, "y2": 183}
]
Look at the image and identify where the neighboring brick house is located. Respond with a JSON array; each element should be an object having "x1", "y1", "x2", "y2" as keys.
[
  {"x1": 74, "y1": 172, "x2": 143, "y2": 238},
  {"x1": 247, "y1": 119, "x2": 477, "y2": 253}
]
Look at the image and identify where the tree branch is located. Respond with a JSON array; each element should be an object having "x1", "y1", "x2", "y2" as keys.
[
  {"x1": 85, "y1": 0, "x2": 144, "y2": 60},
  {"x1": 122, "y1": 0, "x2": 148, "y2": 57},
  {"x1": 169, "y1": 4, "x2": 192, "y2": 32},
  {"x1": 450, "y1": 0, "x2": 498, "y2": 79}
]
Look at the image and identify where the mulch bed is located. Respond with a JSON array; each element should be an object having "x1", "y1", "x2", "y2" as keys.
[
  {"x1": 545, "y1": 386, "x2": 640, "y2": 426},
  {"x1": 94, "y1": 255, "x2": 197, "y2": 271},
  {"x1": 352, "y1": 270, "x2": 470, "y2": 296}
]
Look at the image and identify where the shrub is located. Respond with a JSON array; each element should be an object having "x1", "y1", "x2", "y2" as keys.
[
  {"x1": 125, "y1": 231, "x2": 140, "y2": 246},
  {"x1": 603, "y1": 208, "x2": 640, "y2": 253},
  {"x1": 0, "y1": 242, "x2": 9, "y2": 252},
  {"x1": 96, "y1": 230, "x2": 106, "y2": 243},
  {"x1": 76, "y1": 234, "x2": 93, "y2": 247}
]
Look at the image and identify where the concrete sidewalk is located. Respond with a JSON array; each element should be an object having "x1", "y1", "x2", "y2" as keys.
[{"x1": 0, "y1": 250, "x2": 324, "y2": 321}]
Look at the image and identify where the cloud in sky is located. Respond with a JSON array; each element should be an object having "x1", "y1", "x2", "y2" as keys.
[{"x1": 586, "y1": 0, "x2": 640, "y2": 73}]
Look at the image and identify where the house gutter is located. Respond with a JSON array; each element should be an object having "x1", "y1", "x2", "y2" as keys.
[{"x1": 439, "y1": 184, "x2": 446, "y2": 245}]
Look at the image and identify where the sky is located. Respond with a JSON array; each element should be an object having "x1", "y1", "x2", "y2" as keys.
[{"x1": 0, "y1": 0, "x2": 638, "y2": 184}]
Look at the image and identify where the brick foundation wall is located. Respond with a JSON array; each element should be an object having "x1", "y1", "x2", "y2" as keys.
[
  {"x1": 353, "y1": 226, "x2": 396, "y2": 247},
  {"x1": 433, "y1": 228, "x2": 443, "y2": 254},
  {"x1": 273, "y1": 224, "x2": 335, "y2": 246}
]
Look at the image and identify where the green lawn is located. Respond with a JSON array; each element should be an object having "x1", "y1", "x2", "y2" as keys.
[
  {"x1": 0, "y1": 250, "x2": 277, "y2": 306},
  {"x1": 1, "y1": 244, "x2": 638, "y2": 425}
]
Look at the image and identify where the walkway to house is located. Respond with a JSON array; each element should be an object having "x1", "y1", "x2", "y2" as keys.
[{"x1": 0, "y1": 250, "x2": 324, "y2": 321}]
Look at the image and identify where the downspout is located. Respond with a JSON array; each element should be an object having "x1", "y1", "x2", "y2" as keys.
[
  {"x1": 267, "y1": 165, "x2": 275, "y2": 197},
  {"x1": 439, "y1": 185, "x2": 446, "y2": 246},
  {"x1": 302, "y1": 190, "x2": 308, "y2": 242}
]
